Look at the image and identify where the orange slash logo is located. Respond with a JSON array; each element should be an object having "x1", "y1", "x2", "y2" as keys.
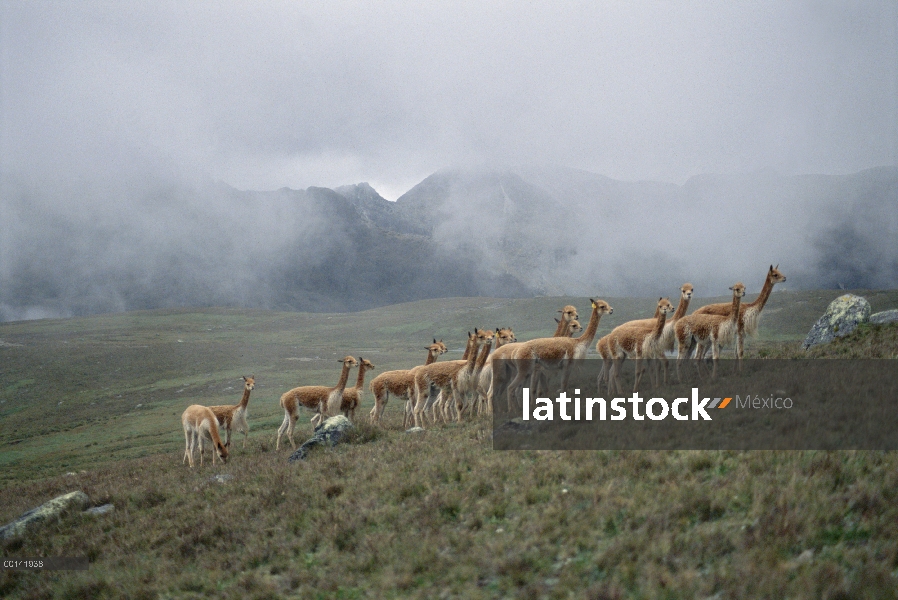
[{"x1": 710, "y1": 397, "x2": 731, "y2": 409}]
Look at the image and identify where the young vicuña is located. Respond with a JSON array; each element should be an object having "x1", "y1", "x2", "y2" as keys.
[
  {"x1": 182, "y1": 404, "x2": 229, "y2": 467},
  {"x1": 208, "y1": 375, "x2": 255, "y2": 449}
]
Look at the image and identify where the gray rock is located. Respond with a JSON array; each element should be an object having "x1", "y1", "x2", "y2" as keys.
[
  {"x1": 209, "y1": 474, "x2": 234, "y2": 484},
  {"x1": 84, "y1": 504, "x2": 115, "y2": 516},
  {"x1": 405, "y1": 427, "x2": 426, "y2": 434},
  {"x1": 802, "y1": 294, "x2": 871, "y2": 349},
  {"x1": 0, "y1": 491, "x2": 90, "y2": 540},
  {"x1": 870, "y1": 309, "x2": 898, "y2": 325},
  {"x1": 498, "y1": 418, "x2": 534, "y2": 434},
  {"x1": 288, "y1": 415, "x2": 353, "y2": 462}
]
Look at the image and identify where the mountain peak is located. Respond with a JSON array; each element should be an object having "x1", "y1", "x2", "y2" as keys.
[{"x1": 334, "y1": 182, "x2": 386, "y2": 204}]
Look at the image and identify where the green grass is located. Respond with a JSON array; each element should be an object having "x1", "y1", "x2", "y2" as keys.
[
  {"x1": 745, "y1": 320, "x2": 898, "y2": 359},
  {"x1": 1, "y1": 289, "x2": 897, "y2": 598}
]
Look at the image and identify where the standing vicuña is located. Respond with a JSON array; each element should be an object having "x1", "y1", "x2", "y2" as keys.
[
  {"x1": 676, "y1": 283, "x2": 746, "y2": 380},
  {"x1": 504, "y1": 299, "x2": 613, "y2": 411},
  {"x1": 412, "y1": 328, "x2": 494, "y2": 428},
  {"x1": 330, "y1": 357, "x2": 375, "y2": 423},
  {"x1": 484, "y1": 305, "x2": 581, "y2": 415},
  {"x1": 473, "y1": 327, "x2": 517, "y2": 415},
  {"x1": 598, "y1": 283, "x2": 693, "y2": 389},
  {"x1": 691, "y1": 265, "x2": 786, "y2": 359},
  {"x1": 368, "y1": 339, "x2": 447, "y2": 426},
  {"x1": 182, "y1": 405, "x2": 229, "y2": 467},
  {"x1": 606, "y1": 297, "x2": 675, "y2": 395},
  {"x1": 277, "y1": 356, "x2": 358, "y2": 451},
  {"x1": 208, "y1": 375, "x2": 255, "y2": 449}
]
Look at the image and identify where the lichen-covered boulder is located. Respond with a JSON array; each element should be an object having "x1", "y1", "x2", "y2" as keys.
[
  {"x1": 0, "y1": 491, "x2": 90, "y2": 540},
  {"x1": 802, "y1": 294, "x2": 872, "y2": 349},
  {"x1": 84, "y1": 504, "x2": 115, "y2": 516},
  {"x1": 288, "y1": 415, "x2": 353, "y2": 462},
  {"x1": 869, "y1": 309, "x2": 898, "y2": 325}
]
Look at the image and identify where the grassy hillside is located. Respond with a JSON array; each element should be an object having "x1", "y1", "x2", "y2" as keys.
[{"x1": 1, "y1": 289, "x2": 897, "y2": 598}]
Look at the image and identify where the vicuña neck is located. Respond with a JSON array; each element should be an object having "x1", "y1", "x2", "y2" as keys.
[
  {"x1": 424, "y1": 350, "x2": 438, "y2": 365},
  {"x1": 672, "y1": 295, "x2": 691, "y2": 320},
  {"x1": 552, "y1": 319, "x2": 567, "y2": 337},
  {"x1": 653, "y1": 311, "x2": 668, "y2": 336},
  {"x1": 578, "y1": 304, "x2": 602, "y2": 347},
  {"x1": 239, "y1": 386, "x2": 252, "y2": 409},
  {"x1": 466, "y1": 338, "x2": 481, "y2": 368},
  {"x1": 730, "y1": 292, "x2": 743, "y2": 322},
  {"x1": 746, "y1": 274, "x2": 774, "y2": 311},
  {"x1": 354, "y1": 364, "x2": 368, "y2": 388},
  {"x1": 334, "y1": 364, "x2": 352, "y2": 392},
  {"x1": 475, "y1": 338, "x2": 494, "y2": 371},
  {"x1": 461, "y1": 338, "x2": 473, "y2": 361}
]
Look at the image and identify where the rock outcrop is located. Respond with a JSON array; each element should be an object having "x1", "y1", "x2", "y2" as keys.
[
  {"x1": 0, "y1": 491, "x2": 90, "y2": 540},
  {"x1": 802, "y1": 294, "x2": 872, "y2": 349},
  {"x1": 869, "y1": 309, "x2": 898, "y2": 325},
  {"x1": 288, "y1": 415, "x2": 354, "y2": 462}
]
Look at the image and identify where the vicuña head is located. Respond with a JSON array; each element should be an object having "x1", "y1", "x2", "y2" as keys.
[
  {"x1": 552, "y1": 305, "x2": 580, "y2": 336},
  {"x1": 559, "y1": 305, "x2": 578, "y2": 321},
  {"x1": 495, "y1": 327, "x2": 517, "y2": 345},
  {"x1": 591, "y1": 298, "x2": 614, "y2": 315},
  {"x1": 555, "y1": 317, "x2": 583, "y2": 336},
  {"x1": 427, "y1": 339, "x2": 448, "y2": 358},
  {"x1": 768, "y1": 264, "x2": 786, "y2": 284}
]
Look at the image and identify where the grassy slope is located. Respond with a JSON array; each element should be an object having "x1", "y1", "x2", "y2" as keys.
[{"x1": 1, "y1": 289, "x2": 897, "y2": 598}]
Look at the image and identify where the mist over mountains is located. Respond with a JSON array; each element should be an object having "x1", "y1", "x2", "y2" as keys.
[{"x1": 1, "y1": 165, "x2": 896, "y2": 322}]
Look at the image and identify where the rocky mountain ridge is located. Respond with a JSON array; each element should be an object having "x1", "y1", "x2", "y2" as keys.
[{"x1": 1, "y1": 165, "x2": 895, "y2": 321}]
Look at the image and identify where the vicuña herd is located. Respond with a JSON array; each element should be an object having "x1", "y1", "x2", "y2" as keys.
[{"x1": 180, "y1": 265, "x2": 786, "y2": 466}]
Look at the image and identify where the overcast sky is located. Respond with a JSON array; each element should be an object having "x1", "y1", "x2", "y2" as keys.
[{"x1": 2, "y1": 1, "x2": 896, "y2": 200}]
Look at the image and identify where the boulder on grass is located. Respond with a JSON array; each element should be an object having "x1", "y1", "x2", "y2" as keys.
[
  {"x1": 869, "y1": 309, "x2": 898, "y2": 325},
  {"x1": 802, "y1": 294, "x2": 871, "y2": 350},
  {"x1": 0, "y1": 491, "x2": 90, "y2": 540},
  {"x1": 288, "y1": 415, "x2": 353, "y2": 463}
]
